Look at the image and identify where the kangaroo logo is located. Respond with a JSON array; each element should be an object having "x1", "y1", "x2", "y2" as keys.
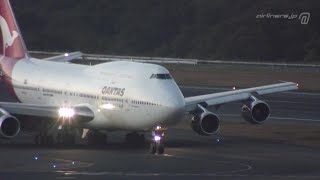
[
  {"x1": 0, "y1": 15, "x2": 19, "y2": 49},
  {"x1": 299, "y1": 12, "x2": 310, "y2": 25}
]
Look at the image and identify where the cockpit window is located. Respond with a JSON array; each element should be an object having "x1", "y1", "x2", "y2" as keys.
[{"x1": 150, "y1": 74, "x2": 172, "y2": 80}]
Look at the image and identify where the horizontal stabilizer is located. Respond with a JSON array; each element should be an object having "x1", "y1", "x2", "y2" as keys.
[{"x1": 42, "y1": 51, "x2": 83, "y2": 62}]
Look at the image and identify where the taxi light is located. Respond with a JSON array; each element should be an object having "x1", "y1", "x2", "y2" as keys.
[
  {"x1": 58, "y1": 107, "x2": 75, "y2": 118},
  {"x1": 154, "y1": 135, "x2": 161, "y2": 141},
  {"x1": 100, "y1": 103, "x2": 115, "y2": 110}
]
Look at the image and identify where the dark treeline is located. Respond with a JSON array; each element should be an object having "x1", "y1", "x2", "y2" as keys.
[{"x1": 11, "y1": 0, "x2": 320, "y2": 62}]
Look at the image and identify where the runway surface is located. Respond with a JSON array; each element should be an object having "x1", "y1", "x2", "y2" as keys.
[{"x1": 0, "y1": 84, "x2": 320, "y2": 179}]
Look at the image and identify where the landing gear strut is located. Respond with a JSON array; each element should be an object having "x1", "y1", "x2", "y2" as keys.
[
  {"x1": 150, "y1": 126, "x2": 165, "y2": 154},
  {"x1": 56, "y1": 126, "x2": 76, "y2": 145},
  {"x1": 34, "y1": 121, "x2": 54, "y2": 146},
  {"x1": 34, "y1": 133, "x2": 54, "y2": 145},
  {"x1": 34, "y1": 122, "x2": 77, "y2": 146}
]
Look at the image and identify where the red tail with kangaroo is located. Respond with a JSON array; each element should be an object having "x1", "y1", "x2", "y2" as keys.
[{"x1": 0, "y1": 0, "x2": 28, "y2": 59}]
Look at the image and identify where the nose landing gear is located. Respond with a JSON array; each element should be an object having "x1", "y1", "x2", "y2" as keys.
[{"x1": 150, "y1": 126, "x2": 166, "y2": 154}]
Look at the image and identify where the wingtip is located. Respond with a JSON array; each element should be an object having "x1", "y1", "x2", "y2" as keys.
[{"x1": 278, "y1": 80, "x2": 300, "y2": 88}]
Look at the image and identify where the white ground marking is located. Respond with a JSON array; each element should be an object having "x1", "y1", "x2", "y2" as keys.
[
  {"x1": 59, "y1": 153, "x2": 253, "y2": 177},
  {"x1": 55, "y1": 177, "x2": 76, "y2": 180}
]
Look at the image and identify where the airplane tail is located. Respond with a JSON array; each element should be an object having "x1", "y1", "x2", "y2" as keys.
[{"x1": 0, "y1": 0, "x2": 28, "y2": 59}]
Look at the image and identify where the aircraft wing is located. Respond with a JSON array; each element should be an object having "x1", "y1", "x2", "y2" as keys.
[
  {"x1": 0, "y1": 102, "x2": 94, "y2": 123},
  {"x1": 184, "y1": 82, "x2": 299, "y2": 112},
  {"x1": 42, "y1": 52, "x2": 83, "y2": 62}
]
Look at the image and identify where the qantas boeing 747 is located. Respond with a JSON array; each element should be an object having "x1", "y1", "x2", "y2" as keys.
[{"x1": 0, "y1": 0, "x2": 298, "y2": 154}]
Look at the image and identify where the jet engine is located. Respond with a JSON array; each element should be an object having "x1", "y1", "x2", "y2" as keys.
[
  {"x1": 191, "y1": 104, "x2": 220, "y2": 136},
  {"x1": 241, "y1": 97, "x2": 271, "y2": 124},
  {"x1": 0, "y1": 109, "x2": 20, "y2": 139}
]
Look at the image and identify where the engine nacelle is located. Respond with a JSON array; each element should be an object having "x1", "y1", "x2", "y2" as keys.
[
  {"x1": 0, "y1": 109, "x2": 20, "y2": 139},
  {"x1": 191, "y1": 105, "x2": 220, "y2": 136},
  {"x1": 241, "y1": 100, "x2": 271, "y2": 124}
]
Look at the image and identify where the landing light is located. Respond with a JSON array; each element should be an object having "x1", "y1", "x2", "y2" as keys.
[
  {"x1": 296, "y1": 83, "x2": 300, "y2": 87},
  {"x1": 100, "y1": 103, "x2": 115, "y2": 110},
  {"x1": 58, "y1": 107, "x2": 75, "y2": 118},
  {"x1": 64, "y1": 53, "x2": 69, "y2": 57},
  {"x1": 232, "y1": 87, "x2": 236, "y2": 90}
]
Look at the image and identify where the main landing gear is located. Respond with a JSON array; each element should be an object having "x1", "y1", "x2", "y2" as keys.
[
  {"x1": 34, "y1": 122, "x2": 77, "y2": 146},
  {"x1": 150, "y1": 126, "x2": 166, "y2": 154},
  {"x1": 34, "y1": 133, "x2": 54, "y2": 145},
  {"x1": 34, "y1": 121, "x2": 54, "y2": 145},
  {"x1": 56, "y1": 126, "x2": 76, "y2": 145}
]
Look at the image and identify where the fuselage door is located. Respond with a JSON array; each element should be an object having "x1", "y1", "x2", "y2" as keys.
[{"x1": 123, "y1": 98, "x2": 130, "y2": 112}]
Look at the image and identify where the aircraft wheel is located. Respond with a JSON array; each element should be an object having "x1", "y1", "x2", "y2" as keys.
[
  {"x1": 150, "y1": 142, "x2": 156, "y2": 154},
  {"x1": 34, "y1": 135, "x2": 40, "y2": 145},
  {"x1": 34, "y1": 135, "x2": 54, "y2": 145},
  {"x1": 40, "y1": 136, "x2": 46, "y2": 145},
  {"x1": 46, "y1": 135, "x2": 54, "y2": 145},
  {"x1": 139, "y1": 134, "x2": 145, "y2": 144},
  {"x1": 56, "y1": 133, "x2": 63, "y2": 144},
  {"x1": 87, "y1": 132, "x2": 95, "y2": 145},
  {"x1": 63, "y1": 134, "x2": 75, "y2": 145},
  {"x1": 157, "y1": 143, "x2": 165, "y2": 154}
]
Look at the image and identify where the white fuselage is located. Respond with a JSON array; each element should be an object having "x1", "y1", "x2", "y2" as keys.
[{"x1": 11, "y1": 58, "x2": 186, "y2": 131}]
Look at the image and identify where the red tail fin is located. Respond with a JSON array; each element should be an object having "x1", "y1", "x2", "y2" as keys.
[{"x1": 0, "y1": 0, "x2": 28, "y2": 59}]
